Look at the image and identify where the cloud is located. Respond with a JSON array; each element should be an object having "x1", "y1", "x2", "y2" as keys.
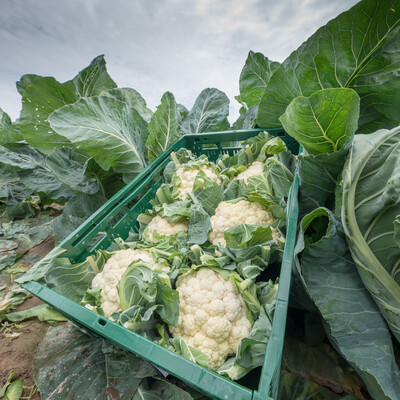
[{"x1": 0, "y1": 0, "x2": 358, "y2": 122}]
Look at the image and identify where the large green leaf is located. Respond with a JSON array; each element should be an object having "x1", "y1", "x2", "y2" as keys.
[
  {"x1": 33, "y1": 324, "x2": 106, "y2": 400},
  {"x1": 232, "y1": 104, "x2": 259, "y2": 130},
  {"x1": 0, "y1": 144, "x2": 98, "y2": 201},
  {"x1": 33, "y1": 324, "x2": 191, "y2": 400},
  {"x1": 19, "y1": 77, "x2": 77, "y2": 152},
  {"x1": 180, "y1": 88, "x2": 230, "y2": 134},
  {"x1": 146, "y1": 92, "x2": 180, "y2": 162},
  {"x1": 71, "y1": 54, "x2": 117, "y2": 97},
  {"x1": 83, "y1": 158, "x2": 125, "y2": 199},
  {"x1": 279, "y1": 88, "x2": 360, "y2": 155},
  {"x1": 0, "y1": 122, "x2": 24, "y2": 146},
  {"x1": 19, "y1": 55, "x2": 117, "y2": 153},
  {"x1": 297, "y1": 143, "x2": 350, "y2": 216},
  {"x1": 51, "y1": 193, "x2": 106, "y2": 243},
  {"x1": 342, "y1": 126, "x2": 400, "y2": 342},
  {"x1": 101, "y1": 87, "x2": 153, "y2": 122},
  {"x1": 49, "y1": 96, "x2": 148, "y2": 183},
  {"x1": 278, "y1": 372, "x2": 358, "y2": 400},
  {"x1": 17, "y1": 247, "x2": 109, "y2": 303},
  {"x1": 237, "y1": 51, "x2": 280, "y2": 108},
  {"x1": 0, "y1": 165, "x2": 32, "y2": 205},
  {"x1": 258, "y1": 0, "x2": 400, "y2": 134},
  {"x1": 0, "y1": 108, "x2": 11, "y2": 130},
  {"x1": 295, "y1": 208, "x2": 400, "y2": 399}
]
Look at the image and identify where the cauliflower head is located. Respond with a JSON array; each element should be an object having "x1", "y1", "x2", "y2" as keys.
[
  {"x1": 145, "y1": 215, "x2": 189, "y2": 243},
  {"x1": 92, "y1": 249, "x2": 168, "y2": 317},
  {"x1": 234, "y1": 161, "x2": 264, "y2": 183},
  {"x1": 175, "y1": 165, "x2": 221, "y2": 200},
  {"x1": 169, "y1": 268, "x2": 251, "y2": 368},
  {"x1": 208, "y1": 200, "x2": 277, "y2": 247}
]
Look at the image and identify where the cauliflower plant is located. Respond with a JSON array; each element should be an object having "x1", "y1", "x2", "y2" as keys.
[
  {"x1": 208, "y1": 200, "x2": 279, "y2": 247},
  {"x1": 175, "y1": 165, "x2": 221, "y2": 200},
  {"x1": 145, "y1": 215, "x2": 189, "y2": 242},
  {"x1": 169, "y1": 268, "x2": 251, "y2": 369},
  {"x1": 234, "y1": 161, "x2": 264, "y2": 183},
  {"x1": 91, "y1": 249, "x2": 169, "y2": 317}
]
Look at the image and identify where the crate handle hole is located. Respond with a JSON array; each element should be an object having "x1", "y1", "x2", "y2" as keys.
[
  {"x1": 277, "y1": 131, "x2": 285, "y2": 137},
  {"x1": 98, "y1": 318, "x2": 107, "y2": 326}
]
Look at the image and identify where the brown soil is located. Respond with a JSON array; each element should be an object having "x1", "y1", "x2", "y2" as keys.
[
  {"x1": 0, "y1": 298, "x2": 49, "y2": 399},
  {"x1": 0, "y1": 236, "x2": 57, "y2": 399}
]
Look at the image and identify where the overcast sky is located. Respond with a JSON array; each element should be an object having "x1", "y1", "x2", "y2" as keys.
[{"x1": 0, "y1": 0, "x2": 359, "y2": 123}]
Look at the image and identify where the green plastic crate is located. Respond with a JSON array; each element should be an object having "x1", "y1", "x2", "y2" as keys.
[{"x1": 21, "y1": 128, "x2": 299, "y2": 400}]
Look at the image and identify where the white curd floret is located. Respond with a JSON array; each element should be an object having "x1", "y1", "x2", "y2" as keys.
[
  {"x1": 145, "y1": 215, "x2": 189, "y2": 242},
  {"x1": 169, "y1": 268, "x2": 251, "y2": 368},
  {"x1": 91, "y1": 249, "x2": 168, "y2": 317},
  {"x1": 234, "y1": 161, "x2": 264, "y2": 183},
  {"x1": 175, "y1": 165, "x2": 221, "y2": 200},
  {"x1": 208, "y1": 200, "x2": 279, "y2": 247}
]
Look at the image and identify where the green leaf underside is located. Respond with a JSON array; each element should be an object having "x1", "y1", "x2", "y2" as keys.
[
  {"x1": 258, "y1": 0, "x2": 400, "y2": 134},
  {"x1": 180, "y1": 88, "x2": 230, "y2": 134},
  {"x1": 297, "y1": 145, "x2": 350, "y2": 215},
  {"x1": 238, "y1": 51, "x2": 280, "y2": 108},
  {"x1": 146, "y1": 92, "x2": 180, "y2": 162},
  {"x1": 342, "y1": 126, "x2": 400, "y2": 342},
  {"x1": 0, "y1": 144, "x2": 97, "y2": 201},
  {"x1": 279, "y1": 88, "x2": 360, "y2": 155},
  {"x1": 49, "y1": 96, "x2": 147, "y2": 182},
  {"x1": 72, "y1": 54, "x2": 117, "y2": 97},
  {"x1": 100, "y1": 87, "x2": 153, "y2": 122},
  {"x1": 18, "y1": 55, "x2": 116, "y2": 153},
  {"x1": 19, "y1": 77, "x2": 77, "y2": 152},
  {"x1": 296, "y1": 208, "x2": 400, "y2": 399}
]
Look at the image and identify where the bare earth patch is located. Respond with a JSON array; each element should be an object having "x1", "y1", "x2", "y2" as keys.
[{"x1": 0, "y1": 236, "x2": 58, "y2": 399}]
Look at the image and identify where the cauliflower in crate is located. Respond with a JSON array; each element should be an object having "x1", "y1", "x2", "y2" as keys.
[
  {"x1": 208, "y1": 200, "x2": 280, "y2": 247},
  {"x1": 233, "y1": 161, "x2": 264, "y2": 183},
  {"x1": 144, "y1": 215, "x2": 189, "y2": 243},
  {"x1": 170, "y1": 267, "x2": 252, "y2": 369},
  {"x1": 168, "y1": 150, "x2": 222, "y2": 200},
  {"x1": 91, "y1": 248, "x2": 169, "y2": 317}
]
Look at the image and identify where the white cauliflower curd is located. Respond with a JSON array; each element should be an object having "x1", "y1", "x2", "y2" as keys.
[
  {"x1": 169, "y1": 268, "x2": 251, "y2": 368},
  {"x1": 145, "y1": 215, "x2": 189, "y2": 242},
  {"x1": 234, "y1": 161, "x2": 264, "y2": 183},
  {"x1": 175, "y1": 165, "x2": 221, "y2": 200},
  {"x1": 91, "y1": 249, "x2": 168, "y2": 317},
  {"x1": 208, "y1": 200, "x2": 277, "y2": 247}
]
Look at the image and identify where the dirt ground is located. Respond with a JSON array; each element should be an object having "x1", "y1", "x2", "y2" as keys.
[{"x1": 0, "y1": 236, "x2": 57, "y2": 400}]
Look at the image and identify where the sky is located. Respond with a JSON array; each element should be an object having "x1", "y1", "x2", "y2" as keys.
[{"x1": 0, "y1": 0, "x2": 359, "y2": 123}]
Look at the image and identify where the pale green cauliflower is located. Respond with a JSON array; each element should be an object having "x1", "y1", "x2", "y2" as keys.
[
  {"x1": 234, "y1": 161, "x2": 264, "y2": 183},
  {"x1": 208, "y1": 200, "x2": 278, "y2": 247},
  {"x1": 91, "y1": 249, "x2": 169, "y2": 317},
  {"x1": 169, "y1": 268, "x2": 251, "y2": 369},
  {"x1": 145, "y1": 215, "x2": 189, "y2": 242},
  {"x1": 175, "y1": 165, "x2": 221, "y2": 200}
]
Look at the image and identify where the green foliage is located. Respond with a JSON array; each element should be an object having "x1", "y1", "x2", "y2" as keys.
[
  {"x1": 258, "y1": 0, "x2": 400, "y2": 134},
  {"x1": 279, "y1": 88, "x2": 360, "y2": 155},
  {"x1": 146, "y1": 91, "x2": 180, "y2": 162},
  {"x1": 49, "y1": 96, "x2": 148, "y2": 183},
  {"x1": 180, "y1": 88, "x2": 230, "y2": 134},
  {"x1": 237, "y1": 51, "x2": 280, "y2": 109},
  {"x1": 295, "y1": 208, "x2": 400, "y2": 399},
  {"x1": 341, "y1": 127, "x2": 400, "y2": 342}
]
